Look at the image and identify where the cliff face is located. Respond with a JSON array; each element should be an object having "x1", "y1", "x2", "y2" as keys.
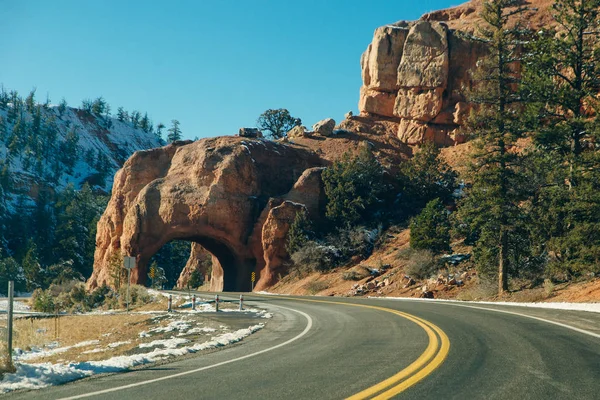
[
  {"x1": 359, "y1": 19, "x2": 487, "y2": 146},
  {"x1": 358, "y1": 0, "x2": 550, "y2": 146}
]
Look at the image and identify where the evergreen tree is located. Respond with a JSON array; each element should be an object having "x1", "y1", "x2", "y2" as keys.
[
  {"x1": 58, "y1": 98, "x2": 68, "y2": 116},
  {"x1": 22, "y1": 241, "x2": 42, "y2": 291},
  {"x1": 60, "y1": 127, "x2": 80, "y2": 174},
  {"x1": 0, "y1": 116, "x2": 7, "y2": 141},
  {"x1": 524, "y1": 0, "x2": 600, "y2": 188},
  {"x1": 130, "y1": 111, "x2": 141, "y2": 128},
  {"x1": 286, "y1": 209, "x2": 311, "y2": 254},
  {"x1": 456, "y1": 0, "x2": 532, "y2": 294},
  {"x1": 167, "y1": 119, "x2": 182, "y2": 142},
  {"x1": 81, "y1": 99, "x2": 93, "y2": 113},
  {"x1": 410, "y1": 198, "x2": 451, "y2": 254},
  {"x1": 91, "y1": 97, "x2": 106, "y2": 116},
  {"x1": 25, "y1": 89, "x2": 36, "y2": 113},
  {"x1": 116, "y1": 107, "x2": 128, "y2": 122},
  {"x1": 398, "y1": 142, "x2": 457, "y2": 213},
  {"x1": 140, "y1": 112, "x2": 150, "y2": 133},
  {"x1": 156, "y1": 122, "x2": 165, "y2": 142},
  {"x1": 322, "y1": 145, "x2": 387, "y2": 228}
]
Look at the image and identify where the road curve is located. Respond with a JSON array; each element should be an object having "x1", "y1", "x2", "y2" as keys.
[{"x1": 6, "y1": 293, "x2": 600, "y2": 400}]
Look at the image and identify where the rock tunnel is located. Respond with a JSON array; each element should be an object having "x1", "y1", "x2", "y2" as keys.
[{"x1": 87, "y1": 136, "x2": 326, "y2": 292}]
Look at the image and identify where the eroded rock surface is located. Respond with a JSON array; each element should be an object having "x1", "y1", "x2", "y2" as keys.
[
  {"x1": 88, "y1": 137, "x2": 323, "y2": 291},
  {"x1": 359, "y1": 17, "x2": 487, "y2": 146}
]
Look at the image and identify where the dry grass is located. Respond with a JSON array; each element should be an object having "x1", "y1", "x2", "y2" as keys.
[{"x1": 13, "y1": 314, "x2": 152, "y2": 363}]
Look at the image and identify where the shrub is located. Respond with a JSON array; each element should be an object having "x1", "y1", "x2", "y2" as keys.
[
  {"x1": 31, "y1": 288, "x2": 55, "y2": 313},
  {"x1": 305, "y1": 280, "x2": 329, "y2": 294},
  {"x1": 291, "y1": 241, "x2": 340, "y2": 273},
  {"x1": 188, "y1": 269, "x2": 204, "y2": 289},
  {"x1": 410, "y1": 198, "x2": 451, "y2": 254},
  {"x1": 403, "y1": 249, "x2": 438, "y2": 280},
  {"x1": 117, "y1": 284, "x2": 152, "y2": 308}
]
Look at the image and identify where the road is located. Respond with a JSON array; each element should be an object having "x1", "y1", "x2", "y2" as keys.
[{"x1": 6, "y1": 293, "x2": 600, "y2": 399}]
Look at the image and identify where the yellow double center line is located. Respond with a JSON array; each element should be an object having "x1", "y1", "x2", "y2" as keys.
[{"x1": 259, "y1": 295, "x2": 450, "y2": 399}]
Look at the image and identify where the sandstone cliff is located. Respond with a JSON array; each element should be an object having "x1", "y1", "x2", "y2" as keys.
[{"x1": 358, "y1": 0, "x2": 549, "y2": 146}]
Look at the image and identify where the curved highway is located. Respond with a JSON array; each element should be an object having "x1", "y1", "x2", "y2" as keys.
[{"x1": 7, "y1": 293, "x2": 600, "y2": 399}]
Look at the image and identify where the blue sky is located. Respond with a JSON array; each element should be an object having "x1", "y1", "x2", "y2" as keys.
[{"x1": 0, "y1": 0, "x2": 462, "y2": 140}]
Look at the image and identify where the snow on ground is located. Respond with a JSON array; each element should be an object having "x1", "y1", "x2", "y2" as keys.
[
  {"x1": 0, "y1": 299, "x2": 31, "y2": 312},
  {"x1": 0, "y1": 324, "x2": 265, "y2": 393},
  {"x1": 138, "y1": 337, "x2": 190, "y2": 349},
  {"x1": 15, "y1": 341, "x2": 100, "y2": 362},
  {"x1": 380, "y1": 297, "x2": 600, "y2": 313}
]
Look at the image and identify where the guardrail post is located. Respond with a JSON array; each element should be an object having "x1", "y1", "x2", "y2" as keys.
[
  {"x1": 192, "y1": 295, "x2": 196, "y2": 311},
  {"x1": 215, "y1": 294, "x2": 219, "y2": 312},
  {"x1": 168, "y1": 295, "x2": 172, "y2": 312},
  {"x1": 239, "y1": 294, "x2": 243, "y2": 311}
]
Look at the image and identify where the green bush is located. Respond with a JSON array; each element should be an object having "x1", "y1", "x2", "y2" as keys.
[{"x1": 410, "y1": 198, "x2": 451, "y2": 254}]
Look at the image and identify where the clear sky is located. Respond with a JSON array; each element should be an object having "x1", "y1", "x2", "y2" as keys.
[{"x1": 1, "y1": 0, "x2": 463, "y2": 140}]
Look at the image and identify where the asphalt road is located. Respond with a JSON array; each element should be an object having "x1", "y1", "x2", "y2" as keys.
[{"x1": 6, "y1": 293, "x2": 600, "y2": 399}]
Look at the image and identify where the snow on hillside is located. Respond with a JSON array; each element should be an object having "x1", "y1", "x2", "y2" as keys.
[{"x1": 0, "y1": 104, "x2": 162, "y2": 201}]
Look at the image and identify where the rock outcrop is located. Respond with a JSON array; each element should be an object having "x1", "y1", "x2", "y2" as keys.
[
  {"x1": 175, "y1": 243, "x2": 222, "y2": 290},
  {"x1": 88, "y1": 137, "x2": 325, "y2": 292},
  {"x1": 359, "y1": 16, "x2": 487, "y2": 146}
]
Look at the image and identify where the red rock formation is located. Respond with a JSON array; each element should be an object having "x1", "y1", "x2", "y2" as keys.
[
  {"x1": 175, "y1": 243, "x2": 222, "y2": 291},
  {"x1": 358, "y1": 0, "x2": 551, "y2": 146},
  {"x1": 87, "y1": 137, "x2": 324, "y2": 292}
]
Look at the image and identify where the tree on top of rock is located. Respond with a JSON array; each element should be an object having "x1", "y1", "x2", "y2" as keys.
[
  {"x1": 256, "y1": 108, "x2": 301, "y2": 139},
  {"x1": 167, "y1": 119, "x2": 182, "y2": 142}
]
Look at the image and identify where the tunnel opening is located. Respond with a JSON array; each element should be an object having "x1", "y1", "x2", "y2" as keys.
[
  {"x1": 144, "y1": 236, "x2": 254, "y2": 292},
  {"x1": 189, "y1": 236, "x2": 254, "y2": 292},
  {"x1": 147, "y1": 240, "x2": 193, "y2": 289}
]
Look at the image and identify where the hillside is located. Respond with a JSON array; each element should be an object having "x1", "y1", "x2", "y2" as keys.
[{"x1": 0, "y1": 93, "x2": 161, "y2": 207}]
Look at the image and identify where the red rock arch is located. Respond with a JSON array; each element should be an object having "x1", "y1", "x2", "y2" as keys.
[{"x1": 87, "y1": 137, "x2": 324, "y2": 292}]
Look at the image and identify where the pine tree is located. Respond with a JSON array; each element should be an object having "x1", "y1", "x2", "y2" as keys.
[
  {"x1": 91, "y1": 97, "x2": 106, "y2": 116},
  {"x1": 116, "y1": 107, "x2": 128, "y2": 122},
  {"x1": 410, "y1": 198, "x2": 451, "y2": 254},
  {"x1": 167, "y1": 119, "x2": 182, "y2": 142},
  {"x1": 286, "y1": 209, "x2": 311, "y2": 254},
  {"x1": 140, "y1": 112, "x2": 150, "y2": 133},
  {"x1": 398, "y1": 142, "x2": 457, "y2": 213},
  {"x1": 524, "y1": 0, "x2": 600, "y2": 188},
  {"x1": 156, "y1": 122, "x2": 165, "y2": 141},
  {"x1": 130, "y1": 111, "x2": 141, "y2": 128},
  {"x1": 81, "y1": 99, "x2": 93, "y2": 113},
  {"x1": 322, "y1": 145, "x2": 387, "y2": 228},
  {"x1": 456, "y1": 0, "x2": 533, "y2": 294},
  {"x1": 58, "y1": 98, "x2": 68, "y2": 116},
  {"x1": 0, "y1": 116, "x2": 7, "y2": 141},
  {"x1": 25, "y1": 89, "x2": 36, "y2": 113}
]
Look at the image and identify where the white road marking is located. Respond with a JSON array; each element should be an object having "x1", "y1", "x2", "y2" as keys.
[
  {"x1": 387, "y1": 299, "x2": 600, "y2": 339},
  {"x1": 59, "y1": 304, "x2": 313, "y2": 400}
]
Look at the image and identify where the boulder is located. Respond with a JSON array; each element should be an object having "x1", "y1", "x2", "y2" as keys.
[
  {"x1": 313, "y1": 118, "x2": 336, "y2": 136},
  {"x1": 238, "y1": 128, "x2": 263, "y2": 138},
  {"x1": 287, "y1": 125, "x2": 308, "y2": 139}
]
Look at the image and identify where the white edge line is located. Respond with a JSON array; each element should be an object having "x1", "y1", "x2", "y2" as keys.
[
  {"x1": 386, "y1": 298, "x2": 600, "y2": 339},
  {"x1": 59, "y1": 304, "x2": 313, "y2": 400}
]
